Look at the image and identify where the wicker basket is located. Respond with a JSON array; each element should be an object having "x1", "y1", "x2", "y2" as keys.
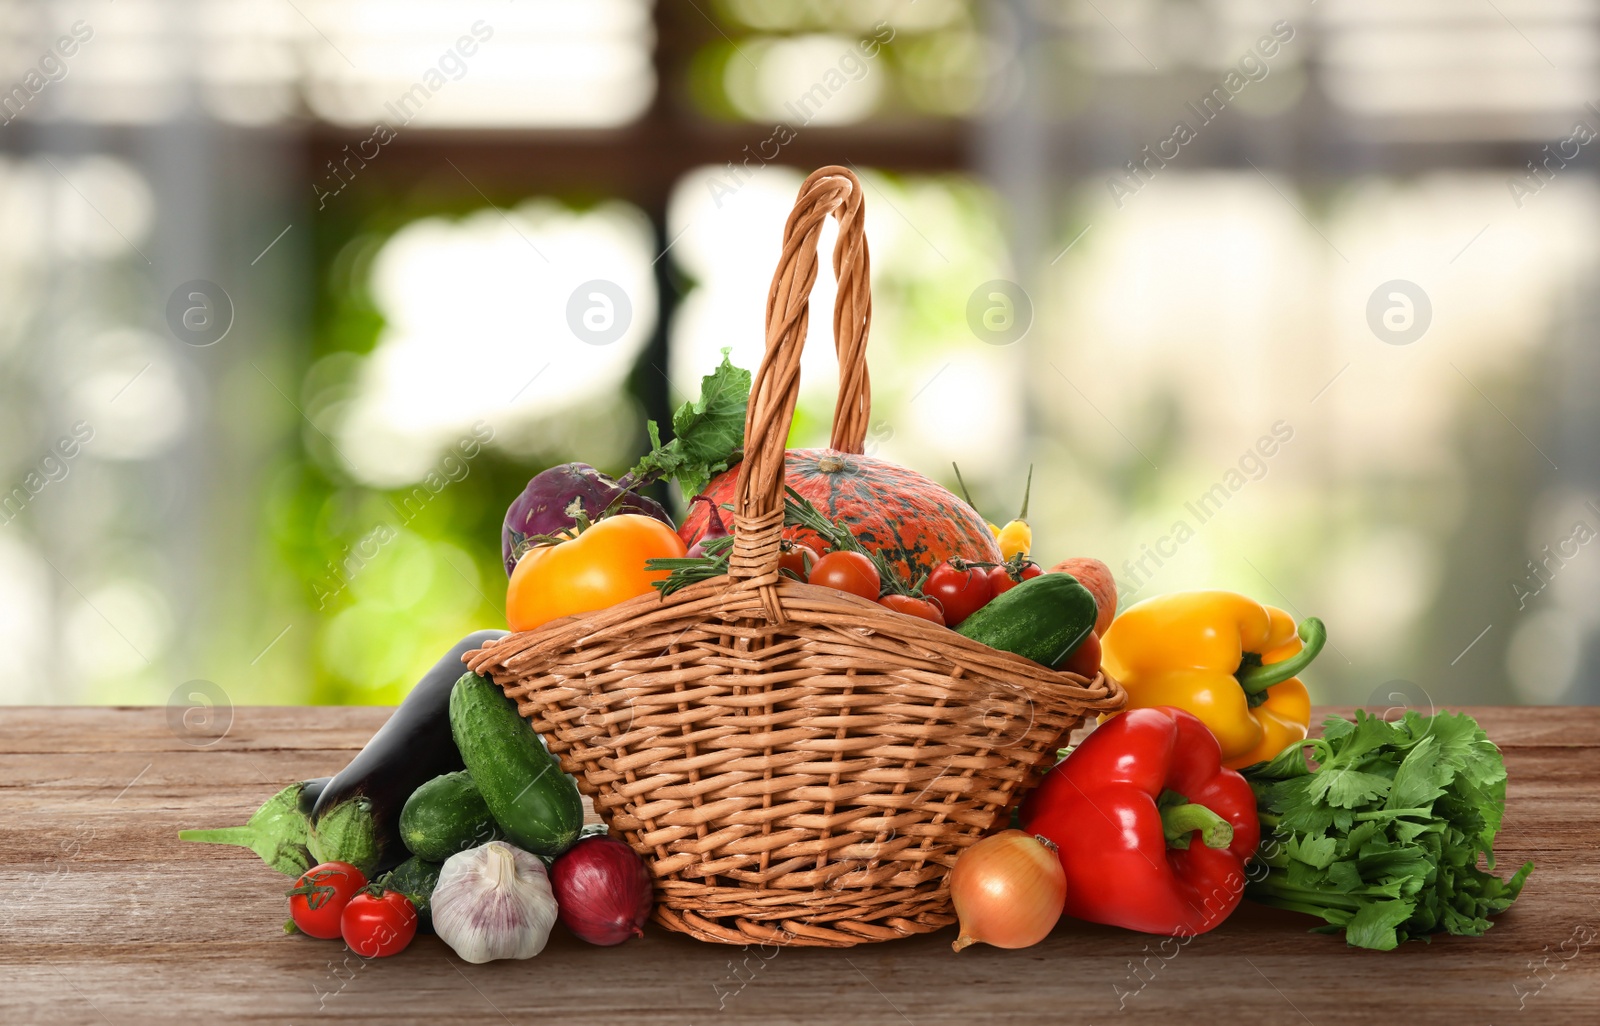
[{"x1": 466, "y1": 165, "x2": 1125, "y2": 948}]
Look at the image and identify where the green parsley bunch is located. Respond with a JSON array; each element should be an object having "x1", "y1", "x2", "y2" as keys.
[{"x1": 1244, "y1": 709, "x2": 1532, "y2": 950}]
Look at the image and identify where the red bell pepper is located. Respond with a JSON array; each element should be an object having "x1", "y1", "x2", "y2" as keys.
[{"x1": 1019, "y1": 706, "x2": 1260, "y2": 936}]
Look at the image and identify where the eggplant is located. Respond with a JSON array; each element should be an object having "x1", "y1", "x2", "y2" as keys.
[
  {"x1": 297, "y1": 775, "x2": 332, "y2": 817},
  {"x1": 309, "y1": 629, "x2": 509, "y2": 874},
  {"x1": 178, "y1": 777, "x2": 332, "y2": 876}
]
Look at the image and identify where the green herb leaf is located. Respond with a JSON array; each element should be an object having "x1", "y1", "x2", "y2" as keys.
[
  {"x1": 1385, "y1": 735, "x2": 1448, "y2": 812},
  {"x1": 1288, "y1": 834, "x2": 1339, "y2": 870},
  {"x1": 1343, "y1": 899, "x2": 1416, "y2": 952},
  {"x1": 626, "y1": 350, "x2": 751, "y2": 500},
  {"x1": 1311, "y1": 768, "x2": 1394, "y2": 809}
]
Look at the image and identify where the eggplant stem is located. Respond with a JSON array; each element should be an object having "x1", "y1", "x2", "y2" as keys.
[{"x1": 177, "y1": 827, "x2": 257, "y2": 846}]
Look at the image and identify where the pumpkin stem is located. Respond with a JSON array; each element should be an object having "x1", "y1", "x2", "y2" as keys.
[{"x1": 1017, "y1": 464, "x2": 1033, "y2": 520}]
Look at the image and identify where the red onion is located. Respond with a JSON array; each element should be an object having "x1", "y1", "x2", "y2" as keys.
[
  {"x1": 550, "y1": 836, "x2": 653, "y2": 945},
  {"x1": 685, "y1": 495, "x2": 730, "y2": 558}
]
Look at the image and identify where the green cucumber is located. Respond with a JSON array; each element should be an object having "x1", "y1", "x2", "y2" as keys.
[
  {"x1": 377, "y1": 856, "x2": 443, "y2": 933},
  {"x1": 399, "y1": 771, "x2": 502, "y2": 861},
  {"x1": 956, "y1": 572, "x2": 1098, "y2": 669},
  {"x1": 449, "y1": 671, "x2": 584, "y2": 856}
]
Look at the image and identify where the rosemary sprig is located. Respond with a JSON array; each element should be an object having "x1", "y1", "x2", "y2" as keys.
[
  {"x1": 647, "y1": 534, "x2": 733, "y2": 596},
  {"x1": 782, "y1": 487, "x2": 912, "y2": 597},
  {"x1": 646, "y1": 491, "x2": 918, "y2": 598}
]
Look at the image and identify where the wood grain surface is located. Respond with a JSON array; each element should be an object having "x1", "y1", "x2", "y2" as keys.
[{"x1": 0, "y1": 705, "x2": 1593, "y2": 1025}]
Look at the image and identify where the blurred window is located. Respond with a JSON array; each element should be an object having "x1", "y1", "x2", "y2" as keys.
[{"x1": 0, "y1": 0, "x2": 657, "y2": 127}]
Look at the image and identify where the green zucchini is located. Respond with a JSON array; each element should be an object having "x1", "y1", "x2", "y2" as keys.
[
  {"x1": 956, "y1": 572, "x2": 1098, "y2": 668},
  {"x1": 377, "y1": 856, "x2": 443, "y2": 933},
  {"x1": 449, "y1": 672, "x2": 584, "y2": 856},
  {"x1": 399, "y1": 771, "x2": 502, "y2": 861}
]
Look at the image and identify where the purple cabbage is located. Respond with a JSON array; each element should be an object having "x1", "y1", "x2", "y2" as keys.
[{"x1": 502, "y1": 462, "x2": 673, "y2": 576}]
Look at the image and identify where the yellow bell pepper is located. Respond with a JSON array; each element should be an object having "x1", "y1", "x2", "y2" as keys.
[
  {"x1": 1100, "y1": 591, "x2": 1325, "y2": 770},
  {"x1": 996, "y1": 519, "x2": 1031, "y2": 560}
]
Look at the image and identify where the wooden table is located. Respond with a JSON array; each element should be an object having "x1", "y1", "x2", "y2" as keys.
[{"x1": 2, "y1": 706, "x2": 1594, "y2": 1025}]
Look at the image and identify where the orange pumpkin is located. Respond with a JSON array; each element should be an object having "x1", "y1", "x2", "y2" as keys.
[{"x1": 679, "y1": 449, "x2": 1001, "y2": 585}]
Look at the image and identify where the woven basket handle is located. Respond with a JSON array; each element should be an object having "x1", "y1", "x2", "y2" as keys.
[{"x1": 728, "y1": 166, "x2": 872, "y2": 596}]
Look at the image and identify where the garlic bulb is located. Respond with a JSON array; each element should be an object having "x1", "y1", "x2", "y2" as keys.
[{"x1": 433, "y1": 841, "x2": 558, "y2": 963}]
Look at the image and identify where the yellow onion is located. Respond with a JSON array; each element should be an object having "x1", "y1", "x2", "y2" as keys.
[{"x1": 950, "y1": 830, "x2": 1066, "y2": 952}]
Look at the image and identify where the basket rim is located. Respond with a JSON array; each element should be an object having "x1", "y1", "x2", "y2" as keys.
[{"x1": 466, "y1": 574, "x2": 1124, "y2": 713}]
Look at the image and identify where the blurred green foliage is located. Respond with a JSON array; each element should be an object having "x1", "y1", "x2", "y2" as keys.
[{"x1": 262, "y1": 186, "x2": 646, "y2": 705}]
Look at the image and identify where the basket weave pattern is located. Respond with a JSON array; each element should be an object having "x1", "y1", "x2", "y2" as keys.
[{"x1": 467, "y1": 166, "x2": 1125, "y2": 947}]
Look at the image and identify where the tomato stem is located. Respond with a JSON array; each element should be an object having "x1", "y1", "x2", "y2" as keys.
[{"x1": 285, "y1": 877, "x2": 341, "y2": 911}]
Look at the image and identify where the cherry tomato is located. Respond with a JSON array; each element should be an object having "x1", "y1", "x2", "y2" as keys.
[
  {"x1": 1059, "y1": 629, "x2": 1101, "y2": 678},
  {"x1": 988, "y1": 561, "x2": 1042, "y2": 596},
  {"x1": 879, "y1": 593, "x2": 946, "y2": 626},
  {"x1": 925, "y1": 561, "x2": 992, "y2": 627},
  {"x1": 808, "y1": 551, "x2": 880, "y2": 600},
  {"x1": 341, "y1": 889, "x2": 418, "y2": 958},
  {"x1": 507, "y1": 514, "x2": 687, "y2": 632},
  {"x1": 778, "y1": 541, "x2": 820, "y2": 581},
  {"x1": 287, "y1": 861, "x2": 368, "y2": 940}
]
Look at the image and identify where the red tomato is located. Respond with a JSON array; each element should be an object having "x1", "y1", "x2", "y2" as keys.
[
  {"x1": 778, "y1": 542, "x2": 820, "y2": 580},
  {"x1": 988, "y1": 561, "x2": 1042, "y2": 596},
  {"x1": 1059, "y1": 630, "x2": 1101, "y2": 678},
  {"x1": 925, "y1": 561, "x2": 992, "y2": 626},
  {"x1": 808, "y1": 551, "x2": 880, "y2": 600},
  {"x1": 287, "y1": 862, "x2": 367, "y2": 940},
  {"x1": 879, "y1": 593, "x2": 946, "y2": 626},
  {"x1": 341, "y1": 890, "x2": 417, "y2": 958}
]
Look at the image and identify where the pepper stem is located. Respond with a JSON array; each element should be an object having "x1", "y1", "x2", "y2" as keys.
[
  {"x1": 1236, "y1": 617, "x2": 1326, "y2": 696},
  {"x1": 1159, "y1": 796, "x2": 1234, "y2": 850},
  {"x1": 951, "y1": 462, "x2": 979, "y2": 510}
]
